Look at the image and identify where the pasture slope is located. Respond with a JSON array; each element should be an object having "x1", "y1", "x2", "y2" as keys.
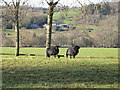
[{"x1": 2, "y1": 47, "x2": 119, "y2": 88}]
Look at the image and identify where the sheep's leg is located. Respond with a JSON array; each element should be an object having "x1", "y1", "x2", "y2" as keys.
[
  {"x1": 46, "y1": 54, "x2": 50, "y2": 57},
  {"x1": 58, "y1": 55, "x2": 60, "y2": 58},
  {"x1": 73, "y1": 55, "x2": 75, "y2": 59},
  {"x1": 66, "y1": 54, "x2": 68, "y2": 58},
  {"x1": 54, "y1": 55, "x2": 56, "y2": 58}
]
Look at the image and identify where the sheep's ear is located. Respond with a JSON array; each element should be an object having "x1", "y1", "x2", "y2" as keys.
[
  {"x1": 57, "y1": 46, "x2": 60, "y2": 48},
  {"x1": 55, "y1": 46, "x2": 58, "y2": 49}
]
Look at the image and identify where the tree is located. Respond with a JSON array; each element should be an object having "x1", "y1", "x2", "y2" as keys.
[
  {"x1": 100, "y1": 2, "x2": 111, "y2": 15},
  {"x1": 45, "y1": 0, "x2": 60, "y2": 49},
  {"x1": 2, "y1": 0, "x2": 29, "y2": 56},
  {"x1": 2, "y1": 6, "x2": 14, "y2": 30}
]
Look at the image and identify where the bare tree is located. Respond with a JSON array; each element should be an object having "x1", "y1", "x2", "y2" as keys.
[
  {"x1": 2, "y1": 0, "x2": 29, "y2": 56},
  {"x1": 45, "y1": 0, "x2": 60, "y2": 49}
]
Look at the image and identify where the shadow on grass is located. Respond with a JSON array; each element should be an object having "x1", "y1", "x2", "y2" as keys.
[
  {"x1": 1, "y1": 53, "x2": 119, "y2": 59},
  {"x1": 2, "y1": 60, "x2": 118, "y2": 88}
]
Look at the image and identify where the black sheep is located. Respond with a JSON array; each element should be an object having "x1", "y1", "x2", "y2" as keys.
[
  {"x1": 46, "y1": 46, "x2": 59, "y2": 57},
  {"x1": 66, "y1": 45, "x2": 80, "y2": 58}
]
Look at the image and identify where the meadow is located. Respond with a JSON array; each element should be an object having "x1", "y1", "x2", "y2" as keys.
[{"x1": 1, "y1": 47, "x2": 119, "y2": 88}]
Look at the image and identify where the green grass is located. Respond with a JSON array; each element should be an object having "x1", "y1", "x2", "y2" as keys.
[
  {"x1": 5, "y1": 29, "x2": 15, "y2": 38},
  {"x1": 2, "y1": 47, "x2": 119, "y2": 88},
  {"x1": 53, "y1": 9, "x2": 78, "y2": 25},
  {"x1": 2, "y1": 47, "x2": 118, "y2": 57},
  {"x1": 77, "y1": 24, "x2": 99, "y2": 30},
  {"x1": 63, "y1": 20, "x2": 75, "y2": 25},
  {"x1": 53, "y1": 8, "x2": 79, "y2": 20},
  {"x1": 4, "y1": 28, "x2": 45, "y2": 38}
]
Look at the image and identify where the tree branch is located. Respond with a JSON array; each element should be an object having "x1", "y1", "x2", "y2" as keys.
[
  {"x1": 56, "y1": 0, "x2": 61, "y2": 3},
  {"x1": 12, "y1": 0, "x2": 16, "y2": 8},
  {"x1": 2, "y1": 0, "x2": 10, "y2": 7},
  {"x1": 45, "y1": 0, "x2": 50, "y2": 5},
  {"x1": 22, "y1": 0, "x2": 29, "y2": 5},
  {"x1": 88, "y1": 0, "x2": 94, "y2": 5},
  {"x1": 57, "y1": 3, "x2": 68, "y2": 16},
  {"x1": 2, "y1": 0, "x2": 16, "y2": 15},
  {"x1": 76, "y1": 0, "x2": 83, "y2": 7},
  {"x1": 54, "y1": 0, "x2": 60, "y2": 5}
]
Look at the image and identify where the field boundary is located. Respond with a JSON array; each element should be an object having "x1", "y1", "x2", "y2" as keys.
[{"x1": 1, "y1": 53, "x2": 119, "y2": 59}]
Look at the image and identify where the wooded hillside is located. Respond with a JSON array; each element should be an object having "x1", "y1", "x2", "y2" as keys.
[{"x1": 1, "y1": 2, "x2": 119, "y2": 48}]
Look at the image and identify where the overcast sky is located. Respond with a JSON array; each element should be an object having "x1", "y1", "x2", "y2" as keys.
[
  {"x1": 1, "y1": 0, "x2": 112, "y2": 7},
  {"x1": 28, "y1": 0, "x2": 106, "y2": 7}
]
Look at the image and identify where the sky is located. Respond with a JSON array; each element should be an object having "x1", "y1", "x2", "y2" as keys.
[
  {"x1": 0, "y1": 0, "x2": 114, "y2": 7},
  {"x1": 28, "y1": 0, "x2": 106, "y2": 7}
]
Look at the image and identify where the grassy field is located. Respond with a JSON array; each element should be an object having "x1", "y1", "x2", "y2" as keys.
[
  {"x1": 1, "y1": 47, "x2": 119, "y2": 88},
  {"x1": 53, "y1": 8, "x2": 79, "y2": 25}
]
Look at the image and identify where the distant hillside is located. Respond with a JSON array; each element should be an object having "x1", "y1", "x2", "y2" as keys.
[
  {"x1": 1, "y1": 2, "x2": 118, "y2": 29},
  {"x1": 53, "y1": 2, "x2": 119, "y2": 26},
  {"x1": 1, "y1": 2, "x2": 119, "y2": 48},
  {"x1": 1, "y1": 6, "x2": 48, "y2": 29}
]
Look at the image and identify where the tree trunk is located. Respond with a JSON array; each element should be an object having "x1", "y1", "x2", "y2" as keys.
[
  {"x1": 46, "y1": 5, "x2": 54, "y2": 49},
  {"x1": 15, "y1": 7, "x2": 20, "y2": 56}
]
